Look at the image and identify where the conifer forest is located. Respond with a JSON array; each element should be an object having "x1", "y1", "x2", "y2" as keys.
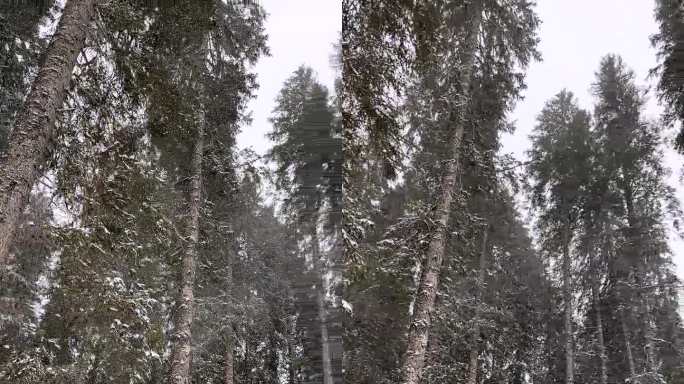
[{"x1": 0, "y1": 0, "x2": 683, "y2": 383}]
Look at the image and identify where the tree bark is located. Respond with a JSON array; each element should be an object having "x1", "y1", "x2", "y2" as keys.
[
  {"x1": 168, "y1": 122, "x2": 204, "y2": 384},
  {"x1": 624, "y1": 187, "x2": 660, "y2": 379},
  {"x1": 0, "y1": 0, "x2": 96, "y2": 264},
  {"x1": 400, "y1": 3, "x2": 482, "y2": 383},
  {"x1": 224, "y1": 337, "x2": 234, "y2": 384},
  {"x1": 312, "y1": 227, "x2": 333, "y2": 384},
  {"x1": 562, "y1": 225, "x2": 574, "y2": 384},
  {"x1": 288, "y1": 332, "x2": 297, "y2": 384},
  {"x1": 621, "y1": 305, "x2": 637, "y2": 381},
  {"x1": 467, "y1": 227, "x2": 488, "y2": 384},
  {"x1": 592, "y1": 282, "x2": 608, "y2": 384},
  {"x1": 642, "y1": 294, "x2": 658, "y2": 376},
  {"x1": 318, "y1": 287, "x2": 333, "y2": 384}
]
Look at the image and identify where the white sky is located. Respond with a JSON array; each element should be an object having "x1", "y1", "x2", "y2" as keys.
[
  {"x1": 237, "y1": 0, "x2": 341, "y2": 156},
  {"x1": 502, "y1": 0, "x2": 684, "y2": 297},
  {"x1": 239, "y1": 1, "x2": 683, "y2": 304}
]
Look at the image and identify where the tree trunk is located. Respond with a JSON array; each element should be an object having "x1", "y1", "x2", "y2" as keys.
[
  {"x1": 620, "y1": 190, "x2": 639, "y2": 382},
  {"x1": 312, "y1": 227, "x2": 333, "y2": 384},
  {"x1": 86, "y1": 350, "x2": 101, "y2": 384},
  {"x1": 592, "y1": 283, "x2": 608, "y2": 384},
  {"x1": 467, "y1": 227, "x2": 488, "y2": 384},
  {"x1": 621, "y1": 306, "x2": 637, "y2": 381},
  {"x1": 642, "y1": 294, "x2": 658, "y2": 376},
  {"x1": 624, "y1": 188, "x2": 659, "y2": 379},
  {"x1": 0, "y1": 0, "x2": 96, "y2": 264},
  {"x1": 400, "y1": 3, "x2": 482, "y2": 383},
  {"x1": 318, "y1": 287, "x2": 333, "y2": 384},
  {"x1": 168, "y1": 123, "x2": 204, "y2": 384},
  {"x1": 224, "y1": 337, "x2": 234, "y2": 384},
  {"x1": 562, "y1": 225, "x2": 574, "y2": 384},
  {"x1": 288, "y1": 333, "x2": 297, "y2": 384}
]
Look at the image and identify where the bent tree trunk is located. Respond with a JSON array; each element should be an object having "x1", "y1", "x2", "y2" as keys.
[
  {"x1": 168, "y1": 123, "x2": 204, "y2": 384},
  {"x1": 467, "y1": 227, "x2": 489, "y2": 384},
  {"x1": 400, "y1": 3, "x2": 482, "y2": 383},
  {"x1": 0, "y1": 0, "x2": 96, "y2": 264},
  {"x1": 312, "y1": 227, "x2": 334, "y2": 384}
]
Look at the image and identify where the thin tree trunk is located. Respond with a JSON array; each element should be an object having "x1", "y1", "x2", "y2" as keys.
[
  {"x1": 624, "y1": 188, "x2": 659, "y2": 379},
  {"x1": 0, "y1": 0, "x2": 96, "y2": 264},
  {"x1": 224, "y1": 337, "x2": 234, "y2": 384},
  {"x1": 269, "y1": 332, "x2": 280, "y2": 381},
  {"x1": 224, "y1": 260, "x2": 235, "y2": 384},
  {"x1": 621, "y1": 306, "x2": 637, "y2": 380},
  {"x1": 467, "y1": 227, "x2": 488, "y2": 384},
  {"x1": 642, "y1": 293, "x2": 658, "y2": 376},
  {"x1": 168, "y1": 122, "x2": 204, "y2": 384},
  {"x1": 562, "y1": 225, "x2": 574, "y2": 384},
  {"x1": 86, "y1": 350, "x2": 101, "y2": 384},
  {"x1": 620, "y1": 190, "x2": 639, "y2": 382},
  {"x1": 318, "y1": 288, "x2": 333, "y2": 384},
  {"x1": 400, "y1": 3, "x2": 482, "y2": 383},
  {"x1": 288, "y1": 333, "x2": 297, "y2": 384},
  {"x1": 592, "y1": 282, "x2": 608, "y2": 384},
  {"x1": 312, "y1": 228, "x2": 333, "y2": 384}
]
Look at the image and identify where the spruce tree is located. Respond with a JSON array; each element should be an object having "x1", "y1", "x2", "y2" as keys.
[
  {"x1": 527, "y1": 90, "x2": 594, "y2": 384},
  {"x1": 268, "y1": 66, "x2": 343, "y2": 384}
]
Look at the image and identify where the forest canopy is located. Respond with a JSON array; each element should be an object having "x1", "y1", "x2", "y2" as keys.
[{"x1": 0, "y1": 1, "x2": 682, "y2": 384}]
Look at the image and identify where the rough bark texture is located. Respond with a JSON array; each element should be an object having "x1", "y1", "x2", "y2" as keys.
[
  {"x1": 0, "y1": 0, "x2": 96, "y2": 264},
  {"x1": 224, "y1": 337, "x2": 234, "y2": 384},
  {"x1": 592, "y1": 283, "x2": 608, "y2": 384},
  {"x1": 467, "y1": 228, "x2": 488, "y2": 384},
  {"x1": 400, "y1": 3, "x2": 482, "y2": 383},
  {"x1": 168, "y1": 124, "x2": 203, "y2": 384},
  {"x1": 642, "y1": 294, "x2": 658, "y2": 376},
  {"x1": 562, "y1": 225, "x2": 574, "y2": 384},
  {"x1": 288, "y1": 336, "x2": 297, "y2": 384},
  {"x1": 312, "y1": 228, "x2": 334, "y2": 384}
]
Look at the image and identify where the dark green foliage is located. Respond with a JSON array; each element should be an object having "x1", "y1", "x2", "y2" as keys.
[
  {"x1": 652, "y1": 0, "x2": 684, "y2": 152},
  {"x1": 268, "y1": 66, "x2": 341, "y2": 226},
  {"x1": 0, "y1": 194, "x2": 54, "y2": 368},
  {"x1": 267, "y1": 65, "x2": 343, "y2": 383},
  {"x1": 0, "y1": 1, "x2": 55, "y2": 152},
  {"x1": 527, "y1": 90, "x2": 594, "y2": 252},
  {"x1": 590, "y1": 54, "x2": 684, "y2": 383},
  {"x1": 344, "y1": 1, "x2": 542, "y2": 382}
]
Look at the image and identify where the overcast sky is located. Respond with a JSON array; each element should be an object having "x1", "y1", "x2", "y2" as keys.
[
  {"x1": 237, "y1": 0, "x2": 340, "y2": 156},
  {"x1": 502, "y1": 0, "x2": 684, "y2": 296},
  {"x1": 238, "y1": 0, "x2": 683, "y2": 302}
]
